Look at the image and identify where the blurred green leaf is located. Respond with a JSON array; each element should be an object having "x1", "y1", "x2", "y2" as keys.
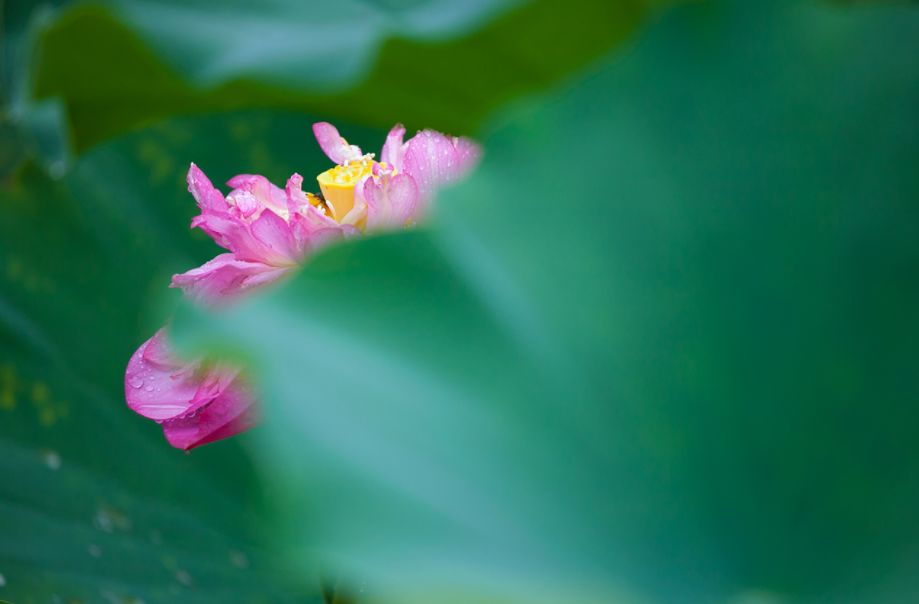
[
  {"x1": 30, "y1": 0, "x2": 661, "y2": 152},
  {"x1": 175, "y1": 1, "x2": 919, "y2": 602},
  {"x1": 0, "y1": 111, "x2": 381, "y2": 601},
  {"x1": 1, "y1": 1, "x2": 71, "y2": 178}
]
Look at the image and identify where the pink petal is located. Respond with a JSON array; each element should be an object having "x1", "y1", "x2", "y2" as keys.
[
  {"x1": 219, "y1": 209, "x2": 298, "y2": 266},
  {"x1": 126, "y1": 329, "x2": 258, "y2": 450},
  {"x1": 313, "y1": 122, "x2": 363, "y2": 165},
  {"x1": 226, "y1": 174, "x2": 289, "y2": 217},
  {"x1": 190, "y1": 211, "x2": 238, "y2": 252},
  {"x1": 228, "y1": 190, "x2": 260, "y2": 218},
  {"x1": 170, "y1": 253, "x2": 290, "y2": 303},
  {"x1": 284, "y1": 173, "x2": 310, "y2": 214},
  {"x1": 188, "y1": 165, "x2": 305, "y2": 266},
  {"x1": 285, "y1": 173, "x2": 359, "y2": 251},
  {"x1": 380, "y1": 123, "x2": 406, "y2": 169},
  {"x1": 285, "y1": 173, "x2": 337, "y2": 229},
  {"x1": 247, "y1": 210, "x2": 300, "y2": 262},
  {"x1": 402, "y1": 130, "x2": 481, "y2": 204},
  {"x1": 125, "y1": 329, "x2": 209, "y2": 421},
  {"x1": 187, "y1": 163, "x2": 228, "y2": 214},
  {"x1": 363, "y1": 173, "x2": 419, "y2": 229},
  {"x1": 161, "y1": 381, "x2": 258, "y2": 451},
  {"x1": 453, "y1": 136, "x2": 482, "y2": 175},
  {"x1": 311, "y1": 226, "x2": 358, "y2": 249},
  {"x1": 187, "y1": 164, "x2": 238, "y2": 251}
]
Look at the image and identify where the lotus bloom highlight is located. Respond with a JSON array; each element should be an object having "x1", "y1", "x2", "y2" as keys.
[{"x1": 126, "y1": 122, "x2": 479, "y2": 449}]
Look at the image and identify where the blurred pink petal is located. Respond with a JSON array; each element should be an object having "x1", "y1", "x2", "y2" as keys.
[
  {"x1": 402, "y1": 130, "x2": 481, "y2": 204},
  {"x1": 453, "y1": 136, "x2": 482, "y2": 175},
  {"x1": 312, "y1": 122, "x2": 363, "y2": 165}
]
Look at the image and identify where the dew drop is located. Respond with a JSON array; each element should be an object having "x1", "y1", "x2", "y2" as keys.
[
  {"x1": 42, "y1": 450, "x2": 61, "y2": 470},
  {"x1": 49, "y1": 160, "x2": 67, "y2": 180},
  {"x1": 174, "y1": 569, "x2": 192, "y2": 587},
  {"x1": 229, "y1": 549, "x2": 249, "y2": 569},
  {"x1": 144, "y1": 384, "x2": 155, "y2": 393},
  {"x1": 94, "y1": 505, "x2": 132, "y2": 532},
  {"x1": 129, "y1": 377, "x2": 144, "y2": 389},
  {"x1": 94, "y1": 509, "x2": 114, "y2": 533}
]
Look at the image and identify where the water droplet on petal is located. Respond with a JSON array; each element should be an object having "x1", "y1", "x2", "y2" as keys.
[
  {"x1": 144, "y1": 384, "x2": 154, "y2": 393},
  {"x1": 129, "y1": 377, "x2": 143, "y2": 389}
]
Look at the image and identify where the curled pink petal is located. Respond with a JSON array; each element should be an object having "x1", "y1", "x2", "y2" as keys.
[
  {"x1": 380, "y1": 123, "x2": 406, "y2": 169},
  {"x1": 189, "y1": 165, "x2": 304, "y2": 266},
  {"x1": 363, "y1": 172, "x2": 419, "y2": 229},
  {"x1": 226, "y1": 174, "x2": 289, "y2": 218},
  {"x1": 228, "y1": 190, "x2": 260, "y2": 218},
  {"x1": 285, "y1": 172, "x2": 360, "y2": 250},
  {"x1": 218, "y1": 209, "x2": 299, "y2": 266},
  {"x1": 284, "y1": 173, "x2": 311, "y2": 215},
  {"x1": 247, "y1": 210, "x2": 300, "y2": 262},
  {"x1": 187, "y1": 164, "x2": 238, "y2": 251},
  {"x1": 187, "y1": 163, "x2": 228, "y2": 215},
  {"x1": 162, "y1": 382, "x2": 258, "y2": 450},
  {"x1": 313, "y1": 122, "x2": 363, "y2": 165},
  {"x1": 126, "y1": 329, "x2": 202, "y2": 421},
  {"x1": 285, "y1": 172, "x2": 335, "y2": 228},
  {"x1": 170, "y1": 252, "x2": 290, "y2": 303},
  {"x1": 402, "y1": 130, "x2": 481, "y2": 204},
  {"x1": 126, "y1": 329, "x2": 257, "y2": 451}
]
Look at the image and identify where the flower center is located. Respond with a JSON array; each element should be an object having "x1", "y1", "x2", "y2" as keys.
[
  {"x1": 305, "y1": 192, "x2": 330, "y2": 216},
  {"x1": 316, "y1": 157, "x2": 374, "y2": 222}
]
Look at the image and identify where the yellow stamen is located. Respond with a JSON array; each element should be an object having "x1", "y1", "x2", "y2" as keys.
[
  {"x1": 306, "y1": 192, "x2": 329, "y2": 216},
  {"x1": 316, "y1": 159, "x2": 374, "y2": 222}
]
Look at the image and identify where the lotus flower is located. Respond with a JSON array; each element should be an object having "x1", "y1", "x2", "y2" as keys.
[{"x1": 126, "y1": 122, "x2": 480, "y2": 449}]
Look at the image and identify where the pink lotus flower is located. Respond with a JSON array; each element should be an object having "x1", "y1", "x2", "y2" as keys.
[{"x1": 126, "y1": 122, "x2": 479, "y2": 450}]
